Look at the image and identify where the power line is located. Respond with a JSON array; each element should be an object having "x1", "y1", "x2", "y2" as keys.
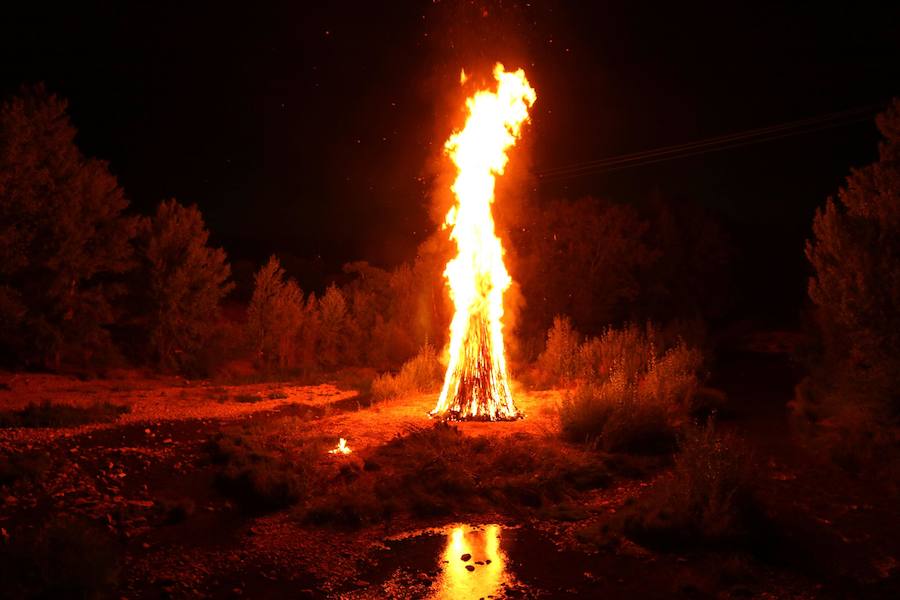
[{"x1": 535, "y1": 104, "x2": 880, "y2": 183}]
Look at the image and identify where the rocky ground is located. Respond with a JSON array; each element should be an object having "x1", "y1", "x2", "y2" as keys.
[{"x1": 0, "y1": 359, "x2": 898, "y2": 599}]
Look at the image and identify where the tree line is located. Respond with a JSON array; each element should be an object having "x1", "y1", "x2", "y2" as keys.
[
  {"x1": 0, "y1": 85, "x2": 736, "y2": 378},
  {"x1": 6, "y1": 82, "x2": 894, "y2": 422}
]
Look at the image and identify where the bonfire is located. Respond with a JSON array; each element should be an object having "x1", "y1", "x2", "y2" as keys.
[{"x1": 430, "y1": 64, "x2": 536, "y2": 421}]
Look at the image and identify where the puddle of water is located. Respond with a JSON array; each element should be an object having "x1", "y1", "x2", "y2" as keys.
[
  {"x1": 355, "y1": 524, "x2": 542, "y2": 599},
  {"x1": 355, "y1": 522, "x2": 678, "y2": 599},
  {"x1": 433, "y1": 524, "x2": 513, "y2": 599}
]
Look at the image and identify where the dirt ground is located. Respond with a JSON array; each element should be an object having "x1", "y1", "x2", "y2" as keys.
[{"x1": 1, "y1": 359, "x2": 898, "y2": 599}]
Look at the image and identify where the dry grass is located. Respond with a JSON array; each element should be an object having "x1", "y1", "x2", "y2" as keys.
[
  {"x1": 559, "y1": 380, "x2": 676, "y2": 454},
  {"x1": 557, "y1": 324, "x2": 705, "y2": 452},
  {"x1": 303, "y1": 423, "x2": 609, "y2": 528},
  {"x1": 624, "y1": 424, "x2": 764, "y2": 549},
  {"x1": 370, "y1": 344, "x2": 443, "y2": 402}
]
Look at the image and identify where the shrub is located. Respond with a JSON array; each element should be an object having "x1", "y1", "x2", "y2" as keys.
[
  {"x1": 206, "y1": 432, "x2": 320, "y2": 513},
  {"x1": 639, "y1": 341, "x2": 705, "y2": 413},
  {"x1": 625, "y1": 425, "x2": 763, "y2": 549},
  {"x1": 332, "y1": 367, "x2": 377, "y2": 394},
  {"x1": 0, "y1": 517, "x2": 121, "y2": 598},
  {"x1": 0, "y1": 400, "x2": 129, "y2": 428},
  {"x1": 557, "y1": 323, "x2": 706, "y2": 451},
  {"x1": 537, "y1": 321, "x2": 706, "y2": 400},
  {"x1": 371, "y1": 343, "x2": 443, "y2": 402},
  {"x1": 792, "y1": 369, "x2": 900, "y2": 479},
  {"x1": 155, "y1": 496, "x2": 196, "y2": 525},
  {"x1": 233, "y1": 393, "x2": 263, "y2": 404},
  {"x1": 0, "y1": 451, "x2": 50, "y2": 486},
  {"x1": 536, "y1": 315, "x2": 581, "y2": 385},
  {"x1": 303, "y1": 424, "x2": 610, "y2": 528},
  {"x1": 559, "y1": 377, "x2": 676, "y2": 454},
  {"x1": 793, "y1": 396, "x2": 900, "y2": 478}
]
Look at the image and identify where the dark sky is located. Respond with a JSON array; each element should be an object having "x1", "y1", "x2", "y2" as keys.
[{"x1": 2, "y1": 1, "x2": 899, "y2": 317}]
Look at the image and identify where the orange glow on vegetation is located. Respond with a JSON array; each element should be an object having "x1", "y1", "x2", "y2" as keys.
[
  {"x1": 328, "y1": 438, "x2": 351, "y2": 455},
  {"x1": 430, "y1": 63, "x2": 536, "y2": 421}
]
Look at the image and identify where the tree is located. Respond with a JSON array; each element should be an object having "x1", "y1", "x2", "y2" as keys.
[
  {"x1": 317, "y1": 284, "x2": 347, "y2": 369},
  {"x1": 341, "y1": 261, "x2": 392, "y2": 367},
  {"x1": 298, "y1": 292, "x2": 320, "y2": 373},
  {"x1": 638, "y1": 194, "x2": 731, "y2": 323},
  {"x1": 138, "y1": 199, "x2": 233, "y2": 372},
  {"x1": 246, "y1": 256, "x2": 305, "y2": 372},
  {"x1": 513, "y1": 197, "x2": 654, "y2": 351},
  {"x1": 0, "y1": 85, "x2": 136, "y2": 368},
  {"x1": 806, "y1": 99, "x2": 900, "y2": 417}
]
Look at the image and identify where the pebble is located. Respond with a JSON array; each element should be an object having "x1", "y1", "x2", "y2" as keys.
[
  {"x1": 460, "y1": 553, "x2": 472, "y2": 561},
  {"x1": 465, "y1": 565, "x2": 475, "y2": 572}
]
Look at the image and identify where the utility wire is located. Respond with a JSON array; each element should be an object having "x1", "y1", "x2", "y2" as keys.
[{"x1": 535, "y1": 104, "x2": 879, "y2": 183}]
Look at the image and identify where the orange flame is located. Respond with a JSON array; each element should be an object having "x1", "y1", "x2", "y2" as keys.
[
  {"x1": 431, "y1": 64, "x2": 536, "y2": 421},
  {"x1": 328, "y1": 438, "x2": 351, "y2": 455}
]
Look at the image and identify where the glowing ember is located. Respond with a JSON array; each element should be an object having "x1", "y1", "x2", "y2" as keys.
[
  {"x1": 328, "y1": 438, "x2": 351, "y2": 455},
  {"x1": 430, "y1": 63, "x2": 536, "y2": 421}
]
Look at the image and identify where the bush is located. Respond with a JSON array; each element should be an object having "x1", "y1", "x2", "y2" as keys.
[
  {"x1": 206, "y1": 432, "x2": 320, "y2": 513},
  {"x1": 559, "y1": 377, "x2": 676, "y2": 454},
  {"x1": 0, "y1": 517, "x2": 121, "y2": 598},
  {"x1": 791, "y1": 387, "x2": 900, "y2": 478},
  {"x1": 536, "y1": 315, "x2": 581, "y2": 385},
  {"x1": 371, "y1": 343, "x2": 443, "y2": 402},
  {"x1": 625, "y1": 425, "x2": 763, "y2": 549},
  {"x1": 0, "y1": 400, "x2": 130, "y2": 428},
  {"x1": 556, "y1": 322, "x2": 705, "y2": 451},
  {"x1": 233, "y1": 393, "x2": 263, "y2": 404},
  {"x1": 0, "y1": 451, "x2": 50, "y2": 486},
  {"x1": 537, "y1": 321, "x2": 705, "y2": 399},
  {"x1": 792, "y1": 375, "x2": 900, "y2": 480},
  {"x1": 303, "y1": 424, "x2": 609, "y2": 528}
]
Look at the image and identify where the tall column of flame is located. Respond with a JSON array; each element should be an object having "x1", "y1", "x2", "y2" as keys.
[{"x1": 430, "y1": 63, "x2": 536, "y2": 421}]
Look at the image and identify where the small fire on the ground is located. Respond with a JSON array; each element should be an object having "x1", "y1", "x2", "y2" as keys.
[{"x1": 328, "y1": 438, "x2": 351, "y2": 455}]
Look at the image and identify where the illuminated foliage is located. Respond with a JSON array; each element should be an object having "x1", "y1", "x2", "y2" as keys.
[
  {"x1": 806, "y1": 99, "x2": 900, "y2": 416},
  {"x1": 0, "y1": 85, "x2": 136, "y2": 367},
  {"x1": 246, "y1": 256, "x2": 305, "y2": 372},
  {"x1": 138, "y1": 199, "x2": 233, "y2": 372}
]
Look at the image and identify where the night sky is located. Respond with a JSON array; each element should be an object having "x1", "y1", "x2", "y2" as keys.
[{"x1": 3, "y1": 1, "x2": 899, "y2": 320}]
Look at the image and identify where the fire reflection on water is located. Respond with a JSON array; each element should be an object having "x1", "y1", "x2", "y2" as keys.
[{"x1": 433, "y1": 524, "x2": 510, "y2": 599}]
